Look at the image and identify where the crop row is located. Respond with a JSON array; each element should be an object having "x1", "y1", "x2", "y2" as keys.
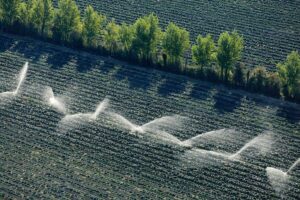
[
  {"x1": 68, "y1": 0, "x2": 300, "y2": 70},
  {"x1": 1, "y1": 35, "x2": 299, "y2": 198},
  {"x1": 1, "y1": 99, "x2": 299, "y2": 199}
]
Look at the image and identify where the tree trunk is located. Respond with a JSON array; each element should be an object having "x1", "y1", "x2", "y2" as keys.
[
  {"x1": 221, "y1": 67, "x2": 224, "y2": 81},
  {"x1": 225, "y1": 68, "x2": 228, "y2": 82},
  {"x1": 41, "y1": 18, "x2": 46, "y2": 37}
]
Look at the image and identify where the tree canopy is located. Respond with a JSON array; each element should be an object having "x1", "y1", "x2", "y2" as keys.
[
  {"x1": 30, "y1": 0, "x2": 54, "y2": 37},
  {"x1": 277, "y1": 51, "x2": 300, "y2": 98},
  {"x1": 131, "y1": 13, "x2": 162, "y2": 62},
  {"x1": 0, "y1": 0, "x2": 21, "y2": 27},
  {"x1": 82, "y1": 5, "x2": 106, "y2": 47},
  {"x1": 53, "y1": 0, "x2": 82, "y2": 43},
  {"x1": 17, "y1": 2, "x2": 30, "y2": 28},
  {"x1": 192, "y1": 34, "x2": 215, "y2": 70},
  {"x1": 0, "y1": 0, "x2": 298, "y2": 103},
  {"x1": 217, "y1": 31, "x2": 244, "y2": 81},
  {"x1": 104, "y1": 20, "x2": 121, "y2": 54},
  {"x1": 119, "y1": 23, "x2": 135, "y2": 54},
  {"x1": 162, "y1": 22, "x2": 190, "y2": 65}
]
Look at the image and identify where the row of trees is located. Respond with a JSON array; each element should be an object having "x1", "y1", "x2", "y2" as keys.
[{"x1": 0, "y1": 0, "x2": 299, "y2": 102}]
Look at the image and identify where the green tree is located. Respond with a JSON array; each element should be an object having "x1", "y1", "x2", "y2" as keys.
[
  {"x1": 0, "y1": 0, "x2": 21, "y2": 27},
  {"x1": 30, "y1": 0, "x2": 54, "y2": 37},
  {"x1": 131, "y1": 13, "x2": 162, "y2": 63},
  {"x1": 277, "y1": 51, "x2": 300, "y2": 98},
  {"x1": 82, "y1": 5, "x2": 106, "y2": 48},
  {"x1": 17, "y1": 2, "x2": 30, "y2": 28},
  {"x1": 217, "y1": 31, "x2": 244, "y2": 81},
  {"x1": 104, "y1": 20, "x2": 121, "y2": 54},
  {"x1": 162, "y1": 22, "x2": 190, "y2": 65},
  {"x1": 53, "y1": 0, "x2": 82, "y2": 43},
  {"x1": 192, "y1": 34, "x2": 215, "y2": 70},
  {"x1": 233, "y1": 62, "x2": 246, "y2": 87},
  {"x1": 265, "y1": 72, "x2": 281, "y2": 97},
  {"x1": 248, "y1": 66, "x2": 267, "y2": 92},
  {"x1": 119, "y1": 23, "x2": 135, "y2": 54}
]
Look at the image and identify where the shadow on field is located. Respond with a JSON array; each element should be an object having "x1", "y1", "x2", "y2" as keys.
[
  {"x1": 75, "y1": 56, "x2": 100, "y2": 72},
  {"x1": 0, "y1": 36, "x2": 14, "y2": 52},
  {"x1": 189, "y1": 81, "x2": 213, "y2": 101},
  {"x1": 213, "y1": 90, "x2": 243, "y2": 113},
  {"x1": 47, "y1": 52, "x2": 73, "y2": 69},
  {"x1": 112, "y1": 65, "x2": 154, "y2": 90},
  {"x1": 157, "y1": 77, "x2": 188, "y2": 96},
  {"x1": 276, "y1": 103, "x2": 300, "y2": 123},
  {"x1": 10, "y1": 40, "x2": 43, "y2": 62}
]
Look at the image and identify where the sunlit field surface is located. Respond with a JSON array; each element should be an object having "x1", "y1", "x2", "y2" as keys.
[
  {"x1": 63, "y1": 0, "x2": 300, "y2": 70},
  {"x1": 0, "y1": 34, "x2": 299, "y2": 199}
]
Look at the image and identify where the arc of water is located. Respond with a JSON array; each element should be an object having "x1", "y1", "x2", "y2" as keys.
[
  {"x1": 91, "y1": 98, "x2": 110, "y2": 120},
  {"x1": 265, "y1": 157, "x2": 300, "y2": 195},
  {"x1": 44, "y1": 86, "x2": 67, "y2": 114},
  {"x1": 193, "y1": 148, "x2": 230, "y2": 158},
  {"x1": 14, "y1": 62, "x2": 29, "y2": 95},
  {"x1": 141, "y1": 115, "x2": 185, "y2": 131},
  {"x1": 228, "y1": 131, "x2": 273, "y2": 160},
  {"x1": 266, "y1": 166, "x2": 289, "y2": 196},
  {"x1": 109, "y1": 112, "x2": 142, "y2": 133},
  {"x1": 58, "y1": 98, "x2": 110, "y2": 133},
  {"x1": 64, "y1": 98, "x2": 109, "y2": 121},
  {"x1": 287, "y1": 158, "x2": 300, "y2": 174},
  {"x1": 109, "y1": 113, "x2": 186, "y2": 139},
  {"x1": 151, "y1": 130, "x2": 183, "y2": 144},
  {"x1": 0, "y1": 62, "x2": 29, "y2": 98},
  {"x1": 180, "y1": 128, "x2": 237, "y2": 148}
]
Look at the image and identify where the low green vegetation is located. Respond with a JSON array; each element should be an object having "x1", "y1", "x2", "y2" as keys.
[{"x1": 0, "y1": 0, "x2": 299, "y2": 103}]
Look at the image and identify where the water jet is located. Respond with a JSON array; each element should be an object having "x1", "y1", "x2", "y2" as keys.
[
  {"x1": 43, "y1": 86, "x2": 66, "y2": 114},
  {"x1": 0, "y1": 62, "x2": 29, "y2": 98},
  {"x1": 58, "y1": 98, "x2": 109, "y2": 132},
  {"x1": 109, "y1": 113, "x2": 187, "y2": 144}
]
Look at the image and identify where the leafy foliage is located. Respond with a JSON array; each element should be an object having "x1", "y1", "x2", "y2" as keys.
[
  {"x1": 248, "y1": 66, "x2": 267, "y2": 93},
  {"x1": 265, "y1": 72, "x2": 281, "y2": 97},
  {"x1": 0, "y1": 0, "x2": 21, "y2": 27},
  {"x1": 30, "y1": 0, "x2": 54, "y2": 37},
  {"x1": 82, "y1": 5, "x2": 106, "y2": 48},
  {"x1": 17, "y1": 2, "x2": 30, "y2": 28},
  {"x1": 233, "y1": 62, "x2": 246, "y2": 87},
  {"x1": 0, "y1": 1, "x2": 298, "y2": 103},
  {"x1": 131, "y1": 13, "x2": 162, "y2": 62},
  {"x1": 162, "y1": 22, "x2": 190, "y2": 66},
  {"x1": 119, "y1": 23, "x2": 135, "y2": 54},
  {"x1": 277, "y1": 51, "x2": 300, "y2": 99},
  {"x1": 104, "y1": 20, "x2": 121, "y2": 54},
  {"x1": 192, "y1": 34, "x2": 215, "y2": 70},
  {"x1": 53, "y1": 0, "x2": 82, "y2": 43},
  {"x1": 217, "y1": 31, "x2": 244, "y2": 81}
]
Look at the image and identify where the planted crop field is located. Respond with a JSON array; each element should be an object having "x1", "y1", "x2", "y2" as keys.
[
  {"x1": 64, "y1": 0, "x2": 300, "y2": 70},
  {"x1": 0, "y1": 33, "x2": 300, "y2": 199}
]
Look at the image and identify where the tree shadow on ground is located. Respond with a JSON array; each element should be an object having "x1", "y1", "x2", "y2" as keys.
[
  {"x1": 47, "y1": 51, "x2": 73, "y2": 69},
  {"x1": 157, "y1": 76, "x2": 188, "y2": 96},
  {"x1": 112, "y1": 65, "x2": 154, "y2": 90},
  {"x1": 9, "y1": 40, "x2": 43, "y2": 62},
  {"x1": 75, "y1": 56, "x2": 101, "y2": 73},
  {"x1": 189, "y1": 81, "x2": 213, "y2": 101},
  {"x1": 213, "y1": 89, "x2": 243, "y2": 113},
  {"x1": 276, "y1": 103, "x2": 300, "y2": 124},
  {"x1": 0, "y1": 36, "x2": 15, "y2": 52}
]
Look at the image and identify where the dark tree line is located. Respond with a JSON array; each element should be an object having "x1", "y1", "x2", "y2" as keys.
[{"x1": 0, "y1": 0, "x2": 299, "y2": 102}]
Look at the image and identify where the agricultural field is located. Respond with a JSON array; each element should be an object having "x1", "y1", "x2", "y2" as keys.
[
  {"x1": 61, "y1": 0, "x2": 300, "y2": 70},
  {"x1": 0, "y1": 33, "x2": 300, "y2": 199}
]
